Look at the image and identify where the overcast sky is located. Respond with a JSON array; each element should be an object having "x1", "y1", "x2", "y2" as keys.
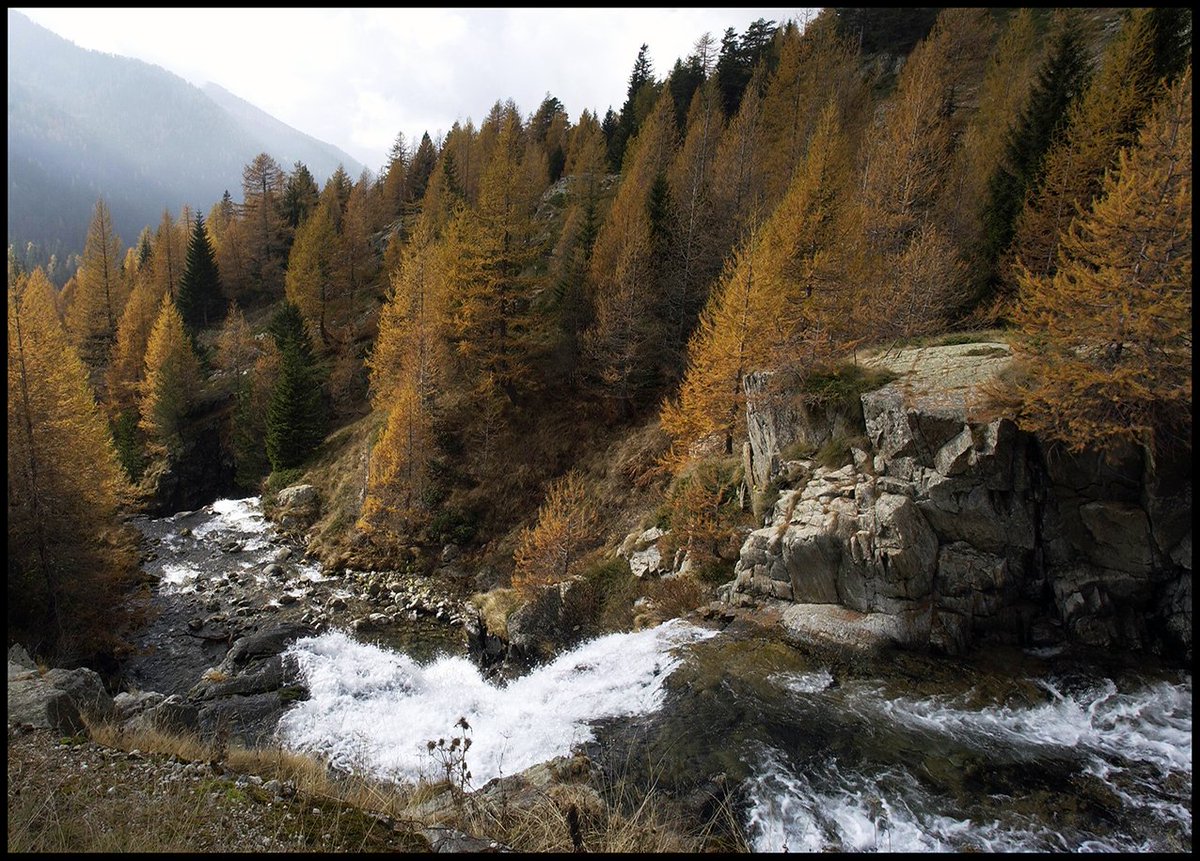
[{"x1": 16, "y1": 7, "x2": 815, "y2": 173}]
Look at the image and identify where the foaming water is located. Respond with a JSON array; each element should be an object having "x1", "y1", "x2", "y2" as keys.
[
  {"x1": 277, "y1": 620, "x2": 718, "y2": 785},
  {"x1": 744, "y1": 674, "x2": 1191, "y2": 852},
  {"x1": 876, "y1": 676, "x2": 1192, "y2": 776}
]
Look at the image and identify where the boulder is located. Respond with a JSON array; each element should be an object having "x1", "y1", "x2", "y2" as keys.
[
  {"x1": 8, "y1": 675, "x2": 85, "y2": 734},
  {"x1": 276, "y1": 484, "x2": 318, "y2": 509},
  {"x1": 43, "y1": 667, "x2": 115, "y2": 722}
]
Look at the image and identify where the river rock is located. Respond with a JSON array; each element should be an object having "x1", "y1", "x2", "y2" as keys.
[{"x1": 43, "y1": 667, "x2": 116, "y2": 722}]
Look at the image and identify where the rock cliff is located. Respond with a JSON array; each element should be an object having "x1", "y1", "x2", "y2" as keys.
[{"x1": 723, "y1": 342, "x2": 1191, "y2": 662}]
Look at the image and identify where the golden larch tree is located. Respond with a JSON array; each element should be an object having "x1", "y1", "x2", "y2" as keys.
[
  {"x1": 512, "y1": 471, "x2": 599, "y2": 596},
  {"x1": 68, "y1": 198, "x2": 127, "y2": 372},
  {"x1": 1008, "y1": 68, "x2": 1192, "y2": 456},
  {"x1": 8, "y1": 267, "x2": 136, "y2": 659},
  {"x1": 139, "y1": 295, "x2": 202, "y2": 451}
]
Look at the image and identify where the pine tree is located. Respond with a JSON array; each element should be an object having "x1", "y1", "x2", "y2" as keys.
[
  {"x1": 265, "y1": 337, "x2": 325, "y2": 471},
  {"x1": 281, "y1": 161, "x2": 321, "y2": 230},
  {"x1": 139, "y1": 295, "x2": 203, "y2": 451},
  {"x1": 176, "y1": 213, "x2": 224, "y2": 333},
  {"x1": 975, "y1": 13, "x2": 1089, "y2": 316},
  {"x1": 1007, "y1": 68, "x2": 1192, "y2": 457},
  {"x1": 8, "y1": 267, "x2": 137, "y2": 659},
  {"x1": 263, "y1": 300, "x2": 323, "y2": 471}
]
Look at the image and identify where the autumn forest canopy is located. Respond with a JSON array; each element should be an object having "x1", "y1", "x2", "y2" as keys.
[{"x1": 7, "y1": 8, "x2": 1193, "y2": 662}]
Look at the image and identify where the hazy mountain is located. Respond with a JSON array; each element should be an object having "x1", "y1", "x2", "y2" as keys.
[
  {"x1": 6, "y1": 10, "x2": 365, "y2": 275},
  {"x1": 201, "y1": 83, "x2": 366, "y2": 182}
]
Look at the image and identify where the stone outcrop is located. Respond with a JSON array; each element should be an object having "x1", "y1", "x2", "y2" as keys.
[
  {"x1": 725, "y1": 343, "x2": 1191, "y2": 661},
  {"x1": 7, "y1": 647, "x2": 114, "y2": 735}
]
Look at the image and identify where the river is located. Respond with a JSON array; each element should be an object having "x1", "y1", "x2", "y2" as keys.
[{"x1": 130, "y1": 497, "x2": 1192, "y2": 852}]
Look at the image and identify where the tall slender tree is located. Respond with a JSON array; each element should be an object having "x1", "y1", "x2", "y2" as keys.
[
  {"x1": 9, "y1": 268, "x2": 136, "y2": 658},
  {"x1": 176, "y1": 213, "x2": 224, "y2": 333}
]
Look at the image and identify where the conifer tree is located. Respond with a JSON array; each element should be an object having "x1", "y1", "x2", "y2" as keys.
[
  {"x1": 176, "y1": 213, "x2": 224, "y2": 333},
  {"x1": 583, "y1": 89, "x2": 678, "y2": 415},
  {"x1": 264, "y1": 301, "x2": 324, "y2": 471},
  {"x1": 68, "y1": 198, "x2": 126, "y2": 371},
  {"x1": 265, "y1": 338, "x2": 325, "y2": 470},
  {"x1": 9, "y1": 268, "x2": 136, "y2": 658},
  {"x1": 241, "y1": 152, "x2": 289, "y2": 295},
  {"x1": 663, "y1": 101, "x2": 853, "y2": 461},
  {"x1": 107, "y1": 257, "x2": 168, "y2": 415},
  {"x1": 151, "y1": 209, "x2": 187, "y2": 302},
  {"x1": 281, "y1": 161, "x2": 321, "y2": 230},
  {"x1": 285, "y1": 199, "x2": 337, "y2": 346},
  {"x1": 208, "y1": 190, "x2": 250, "y2": 303},
  {"x1": 139, "y1": 295, "x2": 202, "y2": 451},
  {"x1": 1007, "y1": 9, "x2": 1180, "y2": 302},
  {"x1": 1007, "y1": 68, "x2": 1192, "y2": 456},
  {"x1": 512, "y1": 471, "x2": 599, "y2": 596}
]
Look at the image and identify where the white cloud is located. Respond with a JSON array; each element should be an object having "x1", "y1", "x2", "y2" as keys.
[{"x1": 14, "y1": 7, "x2": 812, "y2": 169}]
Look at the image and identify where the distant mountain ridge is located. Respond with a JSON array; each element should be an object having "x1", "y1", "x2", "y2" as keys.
[{"x1": 6, "y1": 10, "x2": 366, "y2": 274}]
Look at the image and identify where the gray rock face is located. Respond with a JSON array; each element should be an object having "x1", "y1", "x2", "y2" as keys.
[
  {"x1": 729, "y1": 342, "x2": 1191, "y2": 660},
  {"x1": 7, "y1": 662, "x2": 113, "y2": 734}
]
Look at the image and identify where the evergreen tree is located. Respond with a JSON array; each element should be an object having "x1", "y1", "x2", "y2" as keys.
[
  {"x1": 263, "y1": 300, "x2": 324, "y2": 471},
  {"x1": 976, "y1": 11, "x2": 1089, "y2": 314},
  {"x1": 265, "y1": 337, "x2": 325, "y2": 470},
  {"x1": 8, "y1": 267, "x2": 137, "y2": 659},
  {"x1": 281, "y1": 161, "x2": 321, "y2": 230},
  {"x1": 176, "y1": 213, "x2": 224, "y2": 333},
  {"x1": 1007, "y1": 9, "x2": 1181, "y2": 301}
]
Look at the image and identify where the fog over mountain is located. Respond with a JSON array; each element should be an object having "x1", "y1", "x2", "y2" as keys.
[{"x1": 7, "y1": 10, "x2": 365, "y2": 276}]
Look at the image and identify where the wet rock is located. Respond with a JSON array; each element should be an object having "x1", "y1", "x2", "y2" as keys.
[{"x1": 226, "y1": 623, "x2": 315, "y2": 665}]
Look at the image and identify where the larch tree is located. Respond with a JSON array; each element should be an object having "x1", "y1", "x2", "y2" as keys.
[
  {"x1": 151, "y1": 209, "x2": 187, "y2": 303},
  {"x1": 68, "y1": 198, "x2": 126, "y2": 372},
  {"x1": 847, "y1": 7, "x2": 991, "y2": 340},
  {"x1": 582, "y1": 89, "x2": 678, "y2": 416},
  {"x1": 973, "y1": 10, "x2": 1089, "y2": 318},
  {"x1": 107, "y1": 256, "x2": 168, "y2": 416},
  {"x1": 662, "y1": 102, "x2": 853, "y2": 462},
  {"x1": 941, "y1": 9, "x2": 1041, "y2": 279},
  {"x1": 1007, "y1": 8, "x2": 1183, "y2": 302},
  {"x1": 241, "y1": 152, "x2": 289, "y2": 296},
  {"x1": 1007, "y1": 68, "x2": 1192, "y2": 457},
  {"x1": 285, "y1": 198, "x2": 337, "y2": 347},
  {"x1": 139, "y1": 295, "x2": 202, "y2": 452},
  {"x1": 208, "y1": 190, "x2": 251, "y2": 303},
  {"x1": 450, "y1": 105, "x2": 547, "y2": 406},
  {"x1": 512, "y1": 471, "x2": 599, "y2": 597},
  {"x1": 8, "y1": 267, "x2": 136, "y2": 659},
  {"x1": 360, "y1": 225, "x2": 453, "y2": 541},
  {"x1": 176, "y1": 213, "x2": 224, "y2": 333}
]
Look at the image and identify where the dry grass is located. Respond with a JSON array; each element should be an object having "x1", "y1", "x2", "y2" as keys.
[
  {"x1": 12, "y1": 716, "x2": 750, "y2": 854},
  {"x1": 470, "y1": 588, "x2": 523, "y2": 639}
]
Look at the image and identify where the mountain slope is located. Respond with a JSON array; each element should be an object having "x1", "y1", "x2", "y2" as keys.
[
  {"x1": 201, "y1": 82, "x2": 366, "y2": 181},
  {"x1": 6, "y1": 10, "x2": 364, "y2": 273}
]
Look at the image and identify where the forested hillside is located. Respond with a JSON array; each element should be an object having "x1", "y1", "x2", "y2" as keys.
[
  {"x1": 6, "y1": 10, "x2": 365, "y2": 282},
  {"x1": 7, "y1": 7, "x2": 1192, "y2": 664}
]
